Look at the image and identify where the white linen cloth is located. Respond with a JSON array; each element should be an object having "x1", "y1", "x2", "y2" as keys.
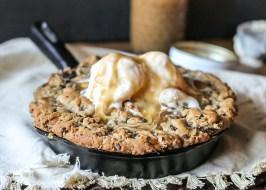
[{"x1": 0, "y1": 38, "x2": 265, "y2": 190}]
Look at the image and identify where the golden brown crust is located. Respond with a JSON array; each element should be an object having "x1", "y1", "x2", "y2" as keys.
[{"x1": 29, "y1": 55, "x2": 237, "y2": 155}]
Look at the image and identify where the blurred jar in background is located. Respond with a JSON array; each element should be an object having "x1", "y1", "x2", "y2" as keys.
[{"x1": 131, "y1": 0, "x2": 187, "y2": 52}]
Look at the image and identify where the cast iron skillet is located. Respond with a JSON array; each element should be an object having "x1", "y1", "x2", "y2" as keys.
[{"x1": 30, "y1": 21, "x2": 223, "y2": 179}]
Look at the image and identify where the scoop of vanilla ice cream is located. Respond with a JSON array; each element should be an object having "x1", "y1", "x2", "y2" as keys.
[
  {"x1": 83, "y1": 51, "x2": 195, "y2": 120},
  {"x1": 84, "y1": 53, "x2": 145, "y2": 116},
  {"x1": 140, "y1": 52, "x2": 178, "y2": 87},
  {"x1": 159, "y1": 88, "x2": 200, "y2": 109}
]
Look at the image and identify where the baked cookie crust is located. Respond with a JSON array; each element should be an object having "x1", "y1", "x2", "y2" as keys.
[{"x1": 30, "y1": 56, "x2": 237, "y2": 155}]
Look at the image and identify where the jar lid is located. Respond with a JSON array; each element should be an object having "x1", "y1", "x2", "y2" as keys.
[{"x1": 169, "y1": 41, "x2": 238, "y2": 71}]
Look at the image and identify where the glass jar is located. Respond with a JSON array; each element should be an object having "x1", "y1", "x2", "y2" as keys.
[{"x1": 130, "y1": 0, "x2": 188, "y2": 52}]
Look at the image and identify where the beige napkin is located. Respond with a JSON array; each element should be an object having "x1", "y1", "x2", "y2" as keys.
[{"x1": 0, "y1": 38, "x2": 265, "y2": 190}]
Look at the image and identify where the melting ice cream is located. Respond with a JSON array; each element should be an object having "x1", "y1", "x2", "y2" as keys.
[{"x1": 83, "y1": 52, "x2": 199, "y2": 121}]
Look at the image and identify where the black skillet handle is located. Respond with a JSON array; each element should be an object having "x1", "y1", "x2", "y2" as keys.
[{"x1": 30, "y1": 21, "x2": 79, "y2": 69}]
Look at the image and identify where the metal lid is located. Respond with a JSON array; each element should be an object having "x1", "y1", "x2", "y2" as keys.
[{"x1": 169, "y1": 41, "x2": 238, "y2": 71}]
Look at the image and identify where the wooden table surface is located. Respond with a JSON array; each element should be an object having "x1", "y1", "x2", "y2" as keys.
[
  {"x1": 71, "y1": 39, "x2": 233, "y2": 52},
  {"x1": 71, "y1": 39, "x2": 266, "y2": 75}
]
